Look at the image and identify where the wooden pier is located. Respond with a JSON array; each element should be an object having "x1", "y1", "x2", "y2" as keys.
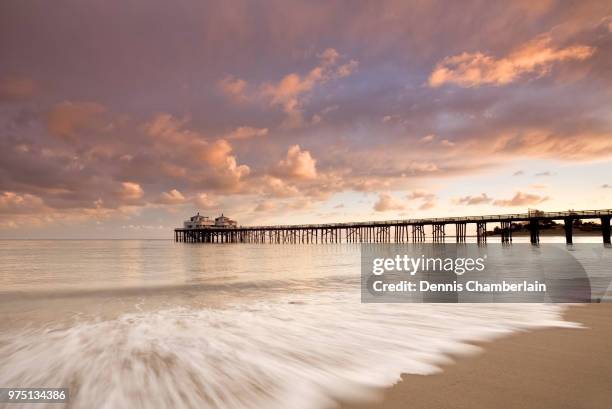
[{"x1": 174, "y1": 209, "x2": 612, "y2": 245}]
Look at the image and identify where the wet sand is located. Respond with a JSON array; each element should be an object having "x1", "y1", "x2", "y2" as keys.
[{"x1": 340, "y1": 303, "x2": 612, "y2": 409}]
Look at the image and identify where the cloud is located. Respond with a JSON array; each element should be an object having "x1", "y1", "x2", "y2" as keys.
[
  {"x1": 418, "y1": 200, "x2": 436, "y2": 210},
  {"x1": 407, "y1": 190, "x2": 437, "y2": 210},
  {"x1": 419, "y1": 134, "x2": 436, "y2": 143},
  {"x1": 382, "y1": 115, "x2": 400, "y2": 124},
  {"x1": 429, "y1": 34, "x2": 595, "y2": 87},
  {"x1": 144, "y1": 114, "x2": 251, "y2": 190},
  {"x1": 254, "y1": 198, "x2": 312, "y2": 213},
  {"x1": 208, "y1": 147, "x2": 251, "y2": 186},
  {"x1": 254, "y1": 200, "x2": 276, "y2": 212},
  {"x1": 602, "y1": 184, "x2": 612, "y2": 189},
  {"x1": 158, "y1": 189, "x2": 185, "y2": 205},
  {"x1": 118, "y1": 182, "x2": 144, "y2": 201},
  {"x1": 492, "y1": 191, "x2": 549, "y2": 206},
  {"x1": 276, "y1": 145, "x2": 317, "y2": 180},
  {"x1": 490, "y1": 130, "x2": 612, "y2": 161},
  {"x1": 47, "y1": 101, "x2": 107, "y2": 139},
  {"x1": 218, "y1": 75, "x2": 248, "y2": 102},
  {"x1": 513, "y1": 170, "x2": 525, "y2": 176},
  {"x1": 0, "y1": 108, "x2": 259, "y2": 230},
  {"x1": 225, "y1": 126, "x2": 269, "y2": 140},
  {"x1": 259, "y1": 48, "x2": 357, "y2": 127},
  {"x1": 0, "y1": 191, "x2": 46, "y2": 214},
  {"x1": 287, "y1": 198, "x2": 313, "y2": 210},
  {"x1": 454, "y1": 193, "x2": 493, "y2": 205},
  {"x1": 202, "y1": 139, "x2": 230, "y2": 164},
  {"x1": 47, "y1": 101, "x2": 106, "y2": 139},
  {"x1": 418, "y1": 134, "x2": 455, "y2": 149},
  {"x1": 0, "y1": 76, "x2": 36, "y2": 99},
  {"x1": 407, "y1": 190, "x2": 436, "y2": 200},
  {"x1": 144, "y1": 113, "x2": 194, "y2": 142},
  {"x1": 194, "y1": 193, "x2": 218, "y2": 210},
  {"x1": 373, "y1": 193, "x2": 405, "y2": 212},
  {"x1": 122, "y1": 224, "x2": 165, "y2": 230},
  {"x1": 261, "y1": 176, "x2": 300, "y2": 198}
]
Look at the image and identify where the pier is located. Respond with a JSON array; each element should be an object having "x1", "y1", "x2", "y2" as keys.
[{"x1": 174, "y1": 209, "x2": 612, "y2": 245}]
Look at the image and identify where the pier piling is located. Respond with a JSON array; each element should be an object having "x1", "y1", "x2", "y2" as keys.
[
  {"x1": 529, "y1": 218, "x2": 540, "y2": 245},
  {"x1": 500, "y1": 221, "x2": 512, "y2": 243},
  {"x1": 602, "y1": 216, "x2": 611, "y2": 245},
  {"x1": 432, "y1": 223, "x2": 445, "y2": 242},
  {"x1": 476, "y1": 222, "x2": 487, "y2": 244},
  {"x1": 564, "y1": 218, "x2": 573, "y2": 245},
  {"x1": 455, "y1": 222, "x2": 466, "y2": 243}
]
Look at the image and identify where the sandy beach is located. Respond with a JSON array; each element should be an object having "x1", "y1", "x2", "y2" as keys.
[{"x1": 340, "y1": 303, "x2": 612, "y2": 409}]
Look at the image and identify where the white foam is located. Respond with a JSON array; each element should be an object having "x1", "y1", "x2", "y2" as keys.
[{"x1": 0, "y1": 292, "x2": 578, "y2": 409}]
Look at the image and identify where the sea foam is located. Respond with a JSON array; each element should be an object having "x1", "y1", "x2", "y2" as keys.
[{"x1": 0, "y1": 292, "x2": 578, "y2": 409}]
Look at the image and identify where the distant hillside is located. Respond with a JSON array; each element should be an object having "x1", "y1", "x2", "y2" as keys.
[{"x1": 489, "y1": 220, "x2": 603, "y2": 236}]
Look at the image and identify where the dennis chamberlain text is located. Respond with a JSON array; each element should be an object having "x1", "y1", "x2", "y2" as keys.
[{"x1": 371, "y1": 280, "x2": 547, "y2": 293}]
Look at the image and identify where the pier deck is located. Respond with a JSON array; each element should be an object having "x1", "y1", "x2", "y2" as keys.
[{"x1": 174, "y1": 209, "x2": 612, "y2": 245}]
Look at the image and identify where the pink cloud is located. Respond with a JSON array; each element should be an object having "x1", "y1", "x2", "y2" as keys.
[
  {"x1": 47, "y1": 101, "x2": 107, "y2": 139},
  {"x1": 259, "y1": 48, "x2": 357, "y2": 127},
  {"x1": 407, "y1": 190, "x2": 436, "y2": 200},
  {"x1": 254, "y1": 200, "x2": 276, "y2": 212},
  {"x1": 490, "y1": 130, "x2": 612, "y2": 161},
  {"x1": 493, "y1": 191, "x2": 549, "y2": 206},
  {"x1": 194, "y1": 193, "x2": 219, "y2": 210},
  {"x1": 373, "y1": 193, "x2": 405, "y2": 212},
  {"x1": 276, "y1": 145, "x2": 317, "y2": 180},
  {"x1": 118, "y1": 182, "x2": 144, "y2": 201},
  {"x1": 261, "y1": 176, "x2": 300, "y2": 198},
  {"x1": 429, "y1": 34, "x2": 595, "y2": 87},
  {"x1": 418, "y1": 200, "x2": 436, "y2": 210},
  {"x1": 0, "y1": 191, "x2": 46, "y2": 214},
  {"x1": 0, "y1": 76, "x2": 36, "y2": 99},
  {"x1": 454, "y1": 193, "x2": 493, "y2": 205},
  {"x1": 158, "y1": 189, "x2": 186, "y2": 205},
  {"x1": 144, "y1": 114, "x2": 251, "y2": 190},
  {"x1": 218, "y1": 75, "x2": 248, "y2": 102},
  {"x1": 406, "y1": 190, "x2": 437, "y2": 210},
  {"x1": 225, "y1": 126, "x2": 269, "y2": 140},
  {"x1": 419, "y1": 134, "x2": 436, "y2": 143}
]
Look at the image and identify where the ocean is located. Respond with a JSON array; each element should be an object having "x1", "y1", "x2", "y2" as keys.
[{"x1": 0, "y1": 238, "x2": 607, "y2": 409}]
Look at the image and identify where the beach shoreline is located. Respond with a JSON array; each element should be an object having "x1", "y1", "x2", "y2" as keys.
[{"x1": 339, "y1": 303, "x2": 612, "y2": 409}]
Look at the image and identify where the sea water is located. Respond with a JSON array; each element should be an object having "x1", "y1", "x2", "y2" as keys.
[{"x1": 0, "y1": 239, "x2": 600, "y2": 409}]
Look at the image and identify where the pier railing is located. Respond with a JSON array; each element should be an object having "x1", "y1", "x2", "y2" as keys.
[{"x1": 228, "y1": 209, "x2": 612, "y2": 230}]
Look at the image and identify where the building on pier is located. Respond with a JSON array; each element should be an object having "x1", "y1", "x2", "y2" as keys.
[
  {"x1": 215, "y1": 213, "x2": 237, "y2": 227},
  {"x1": 183, "y1": 212, "x2": 237, "y2": 229},
  {"x1": 183, "y1": 213, "x2": 214, "y2": 229}
]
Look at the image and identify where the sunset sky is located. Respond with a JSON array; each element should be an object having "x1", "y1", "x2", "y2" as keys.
[{"x1": 1, "y1": 0, "x2": 611, "y2": 238}]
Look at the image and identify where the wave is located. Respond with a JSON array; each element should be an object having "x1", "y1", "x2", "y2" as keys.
[{"x1": 0, "y1": 292, "x2": 578, "y2": 409}]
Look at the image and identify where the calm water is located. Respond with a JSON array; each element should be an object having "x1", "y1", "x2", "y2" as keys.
[{"x1": 0, "y1": 238, "x2": 607, "y2": 409}]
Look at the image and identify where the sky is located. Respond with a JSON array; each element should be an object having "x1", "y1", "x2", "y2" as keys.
[{"x1": 1, "y1": 0, "x2": 611, "y2": 238}]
